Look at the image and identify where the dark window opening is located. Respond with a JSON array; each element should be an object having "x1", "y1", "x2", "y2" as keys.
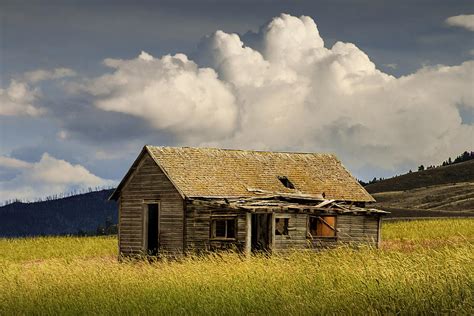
[
  {"x1": 211, "y1": 218, "x2": 237, "y2": 239},
  {"x1": 278, "y1": 176, "x2": 295, "y2": 189},
  {"x1": 308, "y1": 216, "x2": 336, "y2": 238},
  {"x1": 275, "y1": 217, "x2": 289, "y2": 235},
  {"x1": 215, "y1": 220, "x2": 226, "y2": 237}
]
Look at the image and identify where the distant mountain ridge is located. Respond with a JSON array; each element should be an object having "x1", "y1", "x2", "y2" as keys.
[{"x1": 0, "y1": 189, "x2": 117, "y2": 237}]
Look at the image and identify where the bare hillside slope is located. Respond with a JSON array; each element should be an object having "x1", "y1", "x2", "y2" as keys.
[
  {"x1": 372, "y1": 182, "x2": 474, "y2": 218},
  {"x1": 365, "y1": 160, "x2": 474, "y2": 193},
  {"x1": 366, "y1": 160, "x2": 474, "y2": 218}
]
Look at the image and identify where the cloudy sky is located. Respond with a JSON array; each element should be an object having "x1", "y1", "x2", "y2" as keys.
[{"x1": 1, "y1": 0, "x2": 473, "y2": 202}]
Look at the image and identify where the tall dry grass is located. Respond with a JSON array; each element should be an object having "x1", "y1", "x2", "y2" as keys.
[
  {"x1": 382, "y1": 218, "x2": 474, "y2": 240},
  {"x1": 0, "y1": 235, "x2": 116, "y2": 262},
  {"x1": 0, "y1": 219, "x2": 472, "y2": 315}
]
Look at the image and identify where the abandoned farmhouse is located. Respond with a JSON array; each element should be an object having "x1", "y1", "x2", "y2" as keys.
[{"x1": 110, "y1": 146, "x2": 386, "y2": 256}]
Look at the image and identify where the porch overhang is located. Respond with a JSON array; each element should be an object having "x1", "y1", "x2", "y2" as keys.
[{"x1": 188, "y1": 194, "x2": 389, "y2": 215}]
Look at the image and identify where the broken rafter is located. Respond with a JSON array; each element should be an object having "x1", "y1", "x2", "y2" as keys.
[
  {"x1": 314, "y1": 199, "x2": 335, "y2": 208},
  {"x1": 246, "y1": 188, "x2": 325, "y2": 201}
]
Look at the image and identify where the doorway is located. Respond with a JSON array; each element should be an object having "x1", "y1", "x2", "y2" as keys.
[
  {"x1": 251, "y1": 213, "x2": 272, "y2": 253},
  {"x1": 145, "y1": 203, "x2": 159, "y2": 255}
]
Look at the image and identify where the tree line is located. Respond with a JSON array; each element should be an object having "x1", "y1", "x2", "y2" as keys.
[
  {"x1": 2, "y1": 185, "x2": 115, "y2": 207},
  {"x1": 417, "y1": 150, "x2": 474, "y2": 172}
]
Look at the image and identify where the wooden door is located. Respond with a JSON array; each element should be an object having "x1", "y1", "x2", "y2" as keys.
[{"x1": 251, "y1": 213, "x2": 272, "y2": 253}]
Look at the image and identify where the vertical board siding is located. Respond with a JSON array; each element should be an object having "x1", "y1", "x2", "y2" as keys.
[{"x1": 119, "y1": 153, "x2": 184, "y2": 255}]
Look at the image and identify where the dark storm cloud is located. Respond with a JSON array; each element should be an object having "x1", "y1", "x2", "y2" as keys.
[
  {"x1": 2, "y1": 0, "x2": 473, "y2": 78},
  {"x1": 47, "y1": 96, "x2": 157, "y2": 143}
]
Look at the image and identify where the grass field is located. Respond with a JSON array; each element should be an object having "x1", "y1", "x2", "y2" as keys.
[{"x1": 0, "y1": 219, "x2": 473, "y2": 315}]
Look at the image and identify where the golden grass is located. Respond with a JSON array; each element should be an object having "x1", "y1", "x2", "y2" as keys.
[
  {"x1": 382, "y1": 218, "x2": 474, "y2": 240},
  {"x1": 0, "y1": 219, "x2": 473, "y2": 315},
  {"x1": 0, "y1": 235, "x2": 116, "y2": 262}
]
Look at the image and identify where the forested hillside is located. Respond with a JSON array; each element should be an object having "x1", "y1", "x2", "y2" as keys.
[{"x1": 0, "y1": 189, "x2": 117, "y2": 237}]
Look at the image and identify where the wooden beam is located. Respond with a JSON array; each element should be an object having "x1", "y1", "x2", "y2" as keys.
[
  {"x1": 271, "y1": 212, "x2": 276, "y2": 253},
  {"x1": 244, "y1": 212, "x2": 252, "y2": 257},
  {"x1": 377, "y1": 216, "x2": 382, "y2": 249},
  {"x1": 118, "y1": 196, "x2": 122, "y2": 260}
]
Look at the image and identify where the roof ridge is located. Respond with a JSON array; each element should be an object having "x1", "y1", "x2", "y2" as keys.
[{"x1": 145, "y1": 145, "x2": 336, "y2": 156}]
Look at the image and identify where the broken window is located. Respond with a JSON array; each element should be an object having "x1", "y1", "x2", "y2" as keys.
[
  {"x1": 275, "y1": 217, "x2": 289, "y2": 235},
  {"x1": 211, "y1": 218, "x2": 236, "y2": 239},
  {"x1": 308, "y1": 216, "x2": 336, "y2": 238},
  {"x1": 277, "y1": 176, "x2": 295, "y2": 189}
]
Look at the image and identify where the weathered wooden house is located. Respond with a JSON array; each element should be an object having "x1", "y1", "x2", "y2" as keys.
[{"x1": 110, "y1": 146, "x2": 386, "y2": 257}]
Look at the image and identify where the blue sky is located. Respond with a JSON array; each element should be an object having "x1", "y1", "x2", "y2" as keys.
[{"x1": 1, "y1": 0, "x2": 473, "y2": 201}]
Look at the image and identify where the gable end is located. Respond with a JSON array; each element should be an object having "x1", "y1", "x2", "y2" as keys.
[{"x1": 109, "y1": 146, "x2": 185, "y2": 201}]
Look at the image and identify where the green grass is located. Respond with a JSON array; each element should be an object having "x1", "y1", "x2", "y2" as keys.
[{"x1": 0, "y1": 219, "x2": 473, "y2": 315}]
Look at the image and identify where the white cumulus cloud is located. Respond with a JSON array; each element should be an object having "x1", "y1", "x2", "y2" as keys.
[
  {"x1": 0, "y1": 154, "x2": 115, "y2": 201},
  {"x1": 80, "y1": 51, "x2": 238, "y2": 141},
  {"x1": 1, "y1": 67, "x2": 76, "y2": 117},
  {"x1": 69, "y1": 14, "x2": 474, "y2": 174},
  {"x1": 446, "y1": 14, "x2": 474, "y2": 31},
  {"x1": 0, "y1": 80, "x2": 44, "y2": 116}
]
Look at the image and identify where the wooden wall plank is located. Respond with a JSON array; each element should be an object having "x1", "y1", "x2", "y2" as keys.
[{"x1": 119, "y1": 153, "x2": 184, "y2": 256}]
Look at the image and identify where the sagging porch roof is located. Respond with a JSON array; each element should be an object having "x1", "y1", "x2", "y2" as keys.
[{"x1": 188, "y1": 194, "x2": 388, "y2": 215}]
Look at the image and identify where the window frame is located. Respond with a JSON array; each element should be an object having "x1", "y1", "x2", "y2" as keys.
[
  {"x1": 275, "y1": 217, "x2": 290, "y2": 236},
  {"x1": 210, "y1": 216, "x2": 238, "y2": 240},
  {"x1": 307, "y1": 215, "x2": 337, "y2": 239}
]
